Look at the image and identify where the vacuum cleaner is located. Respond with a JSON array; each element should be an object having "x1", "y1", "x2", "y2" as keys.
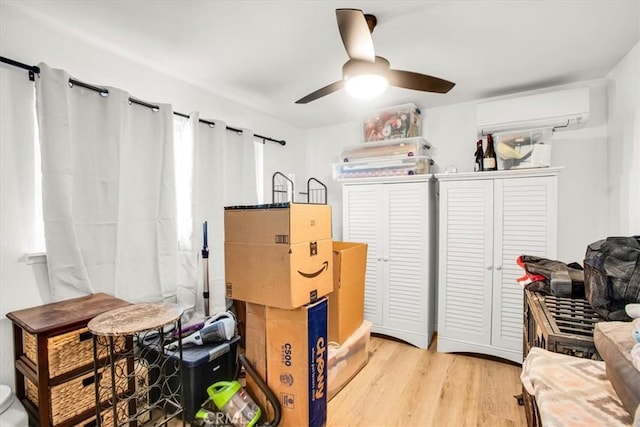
[
  {"x1": 165, "y1": 311, "x2": 236, "y2": 351},
  {"x1": 193, "y1": 353, "x2": 281, "y2": 427}
]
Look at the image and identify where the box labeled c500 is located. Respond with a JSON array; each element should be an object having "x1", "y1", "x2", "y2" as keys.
[{"x1": 245, "y1": 298, "x2": 328, "y2": 427}]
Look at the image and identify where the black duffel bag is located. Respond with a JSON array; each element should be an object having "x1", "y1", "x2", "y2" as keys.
[{"x1": 583, "y1": 235, "x2": 640, "y2": 320}]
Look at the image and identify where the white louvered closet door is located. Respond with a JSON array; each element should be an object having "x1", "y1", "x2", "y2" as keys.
[
  {"x1": 437, "y1": 169, "x2": 559, "y2": 363},
  {"x1": 343, "y1": 184, "x2": 384, "y2": 326},
  {"x1": 343, "y1": 179, "x2": 434, "y2": 348},
  {"x1": 383, "y1": 182, "x2": 428, "y2": 333},
  {"x1": 491, "y1": 176, "x2": 557, "y2": 353},
  {"x1": 438, "y1": 180, "x2": 494, "y2": 346}
]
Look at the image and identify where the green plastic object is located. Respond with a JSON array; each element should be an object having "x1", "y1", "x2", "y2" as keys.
[
  {"x1": 208, "y1": 381, "x2": 242, "y2": 410},
  {"x1": 194, "y1": 409, "x2": 217, "y2": 426},
  {"x1": 207, "y1": 381, "x2": 262, "y2": 427}
]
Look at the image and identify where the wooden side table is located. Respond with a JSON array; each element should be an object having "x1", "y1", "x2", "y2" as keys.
[{"x1": 6, "y1": 293, "x2": 130, "y2": 426}]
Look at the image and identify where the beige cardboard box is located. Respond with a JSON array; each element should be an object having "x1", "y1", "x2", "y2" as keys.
[
  {"x1": 224, "y1": 204, "x2": 334, "y2": 309},
  {"x1": 245, "y1": 299, "x2": 328, "y2": 427},
  {"x1": 225, "y1": 239, "x2": 333, "y2": 309},
  {"x1": 224, "y1": 203, "x2": 332, "y2": 244},
  {"x1": 329, "y1": 242, "x2": 368, "y2": 344},
  {"x1": 244, "y1": 304, "x2": 271, "y2": 421}
]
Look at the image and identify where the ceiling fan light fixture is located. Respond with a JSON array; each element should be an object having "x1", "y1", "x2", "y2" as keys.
[
  {"x1": 345, "y1": 74, "x2": 388, "y2": 99},
  {"x1": 342, "y1": 57, "x2": 390, "y2": 100}
]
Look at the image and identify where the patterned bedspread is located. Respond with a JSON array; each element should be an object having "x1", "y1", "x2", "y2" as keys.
[{"x1": 521, "y1": 347, "x2": 634, "y2": 426}]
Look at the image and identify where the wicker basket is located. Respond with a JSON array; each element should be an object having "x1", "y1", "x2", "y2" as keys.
[
  {"x1": 78, "y1": 400, "x2": 130, "y2": 427},
  {"x1": 26, "y1": 358, "x2": 130, "y2": 426},
  {"x1": 24, "y1": 328, "x2": 127, "y2": 378}
]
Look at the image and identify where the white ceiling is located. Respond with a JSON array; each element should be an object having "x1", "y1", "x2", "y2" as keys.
[{"x1": 5, "y1": 1, "x2": 640, "y2": 129}]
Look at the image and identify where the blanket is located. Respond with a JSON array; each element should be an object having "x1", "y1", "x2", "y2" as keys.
[{"x1": 521, "y1": 347, "x2": 633, "y2": 426}]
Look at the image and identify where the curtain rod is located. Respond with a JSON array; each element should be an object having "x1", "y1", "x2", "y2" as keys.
[{"x1": 0, "y1": 56, "x2": 286, "y2": 146}]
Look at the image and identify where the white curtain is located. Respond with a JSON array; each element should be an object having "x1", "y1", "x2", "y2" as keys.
[
  {"x1": 176, "y1": 116, "x2": 258, "y2": 320},
  {"x1": 0, "y1": 66, "x2": 45, "y2": 316},
  {"x1": 35, "y1": 63, "x2": 177, "y2": 303}
]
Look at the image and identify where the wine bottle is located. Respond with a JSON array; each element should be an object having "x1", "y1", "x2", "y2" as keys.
[
  {"x1": 483, "y1": 134, "x2": 498, "y2": 171},
  {"x1": 474, "y1": 139, "x2": 484, "y2": 172}
]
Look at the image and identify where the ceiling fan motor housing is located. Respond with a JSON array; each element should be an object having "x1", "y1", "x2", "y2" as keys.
[{"x1": 342, "y1": 56, "x2": 390, "y2": 81}]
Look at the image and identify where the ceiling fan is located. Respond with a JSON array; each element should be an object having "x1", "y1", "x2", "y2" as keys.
[{"x1": 295, "y1": 8, "x2": 456, "y2": 104}]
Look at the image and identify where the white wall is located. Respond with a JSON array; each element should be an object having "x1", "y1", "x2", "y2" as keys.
[
  {"x1": 305, "y1": 123, "x2": 361, "y2": 240},
  {"x1": 606, "y1": 41, "x2": 640, "y2": 235},
  {"x1": 305, "y1": 79, "x2": 612, "y2": 264},
  {"x1": 0, "y1": 4, "x2": 303, "y2": 387}
]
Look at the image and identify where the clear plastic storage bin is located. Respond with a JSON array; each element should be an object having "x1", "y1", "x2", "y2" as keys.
[
  {"x1": 340, "y1": 137, "x2": 430, "y2": 163},
  {"x1": 363, "y1": 103, "x2": 422, "y2": 142},
  {"x1": 332, "y1": 156, "x2": 431, "y2": 180},
  {"x1": 493, "y1": 128, "x2": 552, "y2": 170}
]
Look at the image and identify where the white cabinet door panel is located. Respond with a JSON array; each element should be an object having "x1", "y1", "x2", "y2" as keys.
[
  {"x1": 438, "y1": 180, "x2": 493, "y2": 345},
  {"x1": 343, "y1": 184, "x2": 383, "y2": 326},
  {"x1": 491, "y1": 176, "x2": 557, "y2": 355},
  {"x1": 384, "y1": 182, "x2": 427, "y2": 332}
]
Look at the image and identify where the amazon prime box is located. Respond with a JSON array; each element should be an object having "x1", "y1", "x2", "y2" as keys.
[
  {"x1": 245, "y1": 298, "x2": 328, "y2": 427},
  {"x1": 224, "y1": 203, "x2": 333, "y2": 309}
]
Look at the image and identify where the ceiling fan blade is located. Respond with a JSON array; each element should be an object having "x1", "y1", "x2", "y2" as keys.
[
  {"x1": 336, "y1": 9, "x2": 375, "y2": 62},
  {"x1": 295, "y1": 80, "x2": 345, "y2": 104},
  {"x1": 388, "y1": 69, "x2": 456, "y2": 94}
]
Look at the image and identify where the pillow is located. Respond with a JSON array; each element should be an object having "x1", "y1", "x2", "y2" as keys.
[{"x1": 594, "y1": 321, "x2": 640, "y2": 416}]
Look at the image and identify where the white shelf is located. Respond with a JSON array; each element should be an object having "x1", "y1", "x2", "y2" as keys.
[{"x1": 435, "y1": 166, "x2": 563, "y2": 182}]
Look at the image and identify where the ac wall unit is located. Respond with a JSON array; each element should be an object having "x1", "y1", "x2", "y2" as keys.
[{"x1": 477, "y1": 87, "x2": 590, "y2": 136}]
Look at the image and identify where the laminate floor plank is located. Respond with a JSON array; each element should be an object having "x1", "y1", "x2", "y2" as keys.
[{"x1": 328, "y1": 335, "x2": 527, "y2": 427}]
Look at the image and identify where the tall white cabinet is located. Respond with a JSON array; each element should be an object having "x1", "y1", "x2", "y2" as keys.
[
  {"x1": 436, "y1": 168, "x2": 560, "y2": 363},
  {"x1": 342, "y1": 177, "x2": 436, "y2": 349}
]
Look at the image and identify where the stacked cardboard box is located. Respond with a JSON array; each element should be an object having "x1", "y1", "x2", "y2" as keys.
[
  {"x1": 224, "y1": 203, "x2": 333, "y2": 427},
  {"x1": 225, "y1": 203, "x2": 333, "y2": 309},
  {"x1": 245, "y1": 300, "x2": 328, "y2": 427},
  {"x1": 224, "y1": 204, "x2": 371, "y2": 425},
  {"x1": 329, "y1": 242, "x2": 368, "y2": 345}
]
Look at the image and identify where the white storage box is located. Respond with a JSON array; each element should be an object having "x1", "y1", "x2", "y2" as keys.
[
  {"x1": 493, "y1": 128, "x2": 552, "y2": 170},
  {"x1": 332, "y1": 156, "x2": 431, "y2": 180},
  {"x1": 327, "y1": 320, "x2": 372, "y2": 400},
  {"x1": 340, "y1": 137, "x2": 430, "y2": 163},
  {"x1": 363, "y1": 103, "x2": 422, "y2": 142}
]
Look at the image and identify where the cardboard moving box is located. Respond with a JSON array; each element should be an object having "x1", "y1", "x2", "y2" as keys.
[
  {"x1": 245, "y1": 299, "x2": 328, "y2": 427},
  {"x1": 225, "y1": 203, "x2": 334, "y2": 309},
  {"x1": 329, "y1": 242, "x2": 368, "y2": 344},
  {"x1": 224, "y1": 203, "x2": 332, "y2": 244}
]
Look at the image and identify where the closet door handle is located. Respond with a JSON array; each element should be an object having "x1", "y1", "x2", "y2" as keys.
[
  {"x1": 383, "y1": 256, "x2": 389, "y2": 262},
  {"x1": 486, "y1": 265, "x2": 493, "y2": 270},
  {"x1": 496, "y1": 265, "x2": 503, "y2": 271}
]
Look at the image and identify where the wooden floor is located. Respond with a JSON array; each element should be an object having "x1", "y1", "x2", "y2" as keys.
[
  {"x1": 327, "y1": 335, "x2": 527, "y2": 427},
  {"x1": 167, "y1": 334, "x2": 527, "y2": 427}
]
